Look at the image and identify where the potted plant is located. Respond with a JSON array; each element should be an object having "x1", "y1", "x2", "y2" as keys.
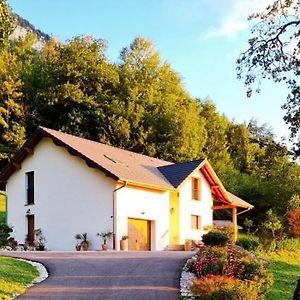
[
  {"x1": 184, "y1": 239, "x2": 192, "y2": 251},
  {"x1": 97, "y1": 231, "x2": 113, "y2": 251},
  {"x1": 34, "y1": 228, "x2": 46, "y2": 251},
  {"x1": 120, "y1": 235, "x2": 128, "y2": 251},
  {"x1": 75, "y1": 234, "x2": 82, "y2": 251},
  {"x1": 75, "y1": 233, "x2": 89, "y2": 251}
]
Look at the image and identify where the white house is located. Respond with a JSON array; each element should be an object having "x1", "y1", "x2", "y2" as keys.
[{"x1": 0, "y1": 127, "x2": 253, "y2": 251}]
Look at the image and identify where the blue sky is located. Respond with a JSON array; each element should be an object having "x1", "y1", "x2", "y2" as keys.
[{"x1": 8, "y1": 0, "x2": 289, "y2": 141}]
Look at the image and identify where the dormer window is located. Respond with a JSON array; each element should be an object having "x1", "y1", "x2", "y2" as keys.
[
  {"x1": 192, "y1": 177, "x2": 200, "y2": 200},
  {"x1": 26, "y1": 171, "x2": 34, "y2": 205}
]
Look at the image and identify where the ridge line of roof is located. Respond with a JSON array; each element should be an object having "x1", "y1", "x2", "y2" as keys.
[{"x1": 40, "y1": 126, "x2": 173, "y2": 166}]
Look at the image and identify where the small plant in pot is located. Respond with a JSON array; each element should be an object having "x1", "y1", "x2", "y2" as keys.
[
  {"x1": 74, "y1": 234, "x2": 82, "y2": 251},
  {"x1": 75, "y1": 233, "x2": 89, "y2": 251},
  {"x1": 184, "y1": 239, "x2": 192, "y2": 251},
  {"x1": 120, "y1": 235, "x2": 128, "y2": 251},
  {"x1": 97, "y1": 231, "x2": 113, "y2": 251},
  {"x1": 34, "y1": 228, "x2": 46, "y2": 251}
]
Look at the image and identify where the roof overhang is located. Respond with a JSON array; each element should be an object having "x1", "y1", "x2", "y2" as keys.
[
  {"x1": 200, "y1": 159, "x2": 231, "y2": 204},
  {"x1": 200, "y1": 160, "x2": 253, "y2": 210}
]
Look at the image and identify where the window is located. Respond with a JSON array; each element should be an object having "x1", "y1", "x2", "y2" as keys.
[
  {"x1": 192, "y1": 178, "x2": 200, "y2": 200},
  {"x1": 191, "y1": 215, "x2": 201, "y2": 230},
  {"x1": 26, "y1": 171, "x2": 34, "y2": 205}
]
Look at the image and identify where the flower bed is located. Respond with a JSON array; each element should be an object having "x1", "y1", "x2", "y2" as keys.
[{"x1": 181, "y1": 244, "x2": 273, "y2": 300}]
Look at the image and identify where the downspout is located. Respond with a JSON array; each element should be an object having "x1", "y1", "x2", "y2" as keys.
[{"x1": 112, "y1": 181, "x2": 127, "y2": 250}]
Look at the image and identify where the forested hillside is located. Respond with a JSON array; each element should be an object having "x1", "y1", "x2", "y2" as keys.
[{"x1": 0, "y1": 1, "x2": 299, "y2": 233}]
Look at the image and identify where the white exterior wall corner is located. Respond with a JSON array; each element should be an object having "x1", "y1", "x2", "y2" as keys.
[
  {"x1": 115, "y1": 185, "x2": 169, "y2": 250},
  {"x1": 178, "y1": 169, "x2": 213, "y2": 244},
  {"x1": 6, "y1": 137, "x2": 116, "y2": 251}
]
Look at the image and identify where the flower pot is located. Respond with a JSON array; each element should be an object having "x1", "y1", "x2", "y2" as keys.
[
  {"x1": 184, "y1": 239, "x2": 192, "y2": 251},
  {"x1": 81, "y1": 241, "x2": 89, "y2": 251},
  {"x1": 120, "y1": 239, "x2": 127, "y2": 251},
  {"x1": 102, "y1": 243, "x2": 108, "y2": 251},
  {"x1": 75, "y1": 244, "x2": 81, "y2": 251}
]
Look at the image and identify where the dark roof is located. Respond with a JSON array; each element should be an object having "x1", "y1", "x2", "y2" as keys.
[{"x1": 158, "y1": 159, "x2": 205, "y2": 188}]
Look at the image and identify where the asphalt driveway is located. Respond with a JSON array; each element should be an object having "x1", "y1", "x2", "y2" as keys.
[{"x1": 1, "y1": 251, "x2": 192, "y2": 300}]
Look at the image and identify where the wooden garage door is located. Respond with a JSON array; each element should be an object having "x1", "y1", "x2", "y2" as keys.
[{"x1": 128, "y1": 218, "x2": 151, "y2": 251}]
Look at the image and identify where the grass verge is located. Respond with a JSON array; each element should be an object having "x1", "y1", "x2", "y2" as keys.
[
  {"x1": 264, "y1": 250, "x2": 300, "y2": 300},
  {"x1": 0, "y1": 256, "x2": 38, "y2": 300}
]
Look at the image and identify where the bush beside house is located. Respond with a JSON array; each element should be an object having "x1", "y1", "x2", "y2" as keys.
[{"x1": 181, "y1": 231, "x2": 273, "y2": 299}]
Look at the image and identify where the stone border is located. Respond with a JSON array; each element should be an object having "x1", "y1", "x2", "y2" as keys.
[
  {"x1": 180, "y1": 269, "x2": 196, "y2": 299},
  {"x1": 180, "y1": 255, "x2": 197, "y2": 299},
  {"x1": 13, "y1": 258, "x2": 48, "y2": 299}
]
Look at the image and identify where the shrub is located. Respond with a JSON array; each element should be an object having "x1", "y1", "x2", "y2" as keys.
[
  {"x1": 262, "y1": 209, "x2": 282, "y2": 239},
  {"x1": 238, "y1": 256, "x2": 273, "y2": 295},
  {"x1": 0, "y1": 223, "x2": 12, "y2": 247},
  {"x1": 287, "y1": 210, "x2": 300, "y2": 237},
  {"x1": 236, "y1": 234, "x2": 260, "y2": 251},
  {"x1": 190, "y1": 275, "x2": 259, "y2": 300},
  {"x1": 202, "y1": 231, "x2": 229, "y2": 246},
  {"x1": 193, "y1": 255, "x2": 223, "y2": 277},
  {"x1": 186, "y1": 244, "x2": 273, "y2": 298}
]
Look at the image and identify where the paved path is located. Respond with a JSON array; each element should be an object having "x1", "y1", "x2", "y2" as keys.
[{"x1": 1, "y1": 251, "x2": 192, "y2": 300}]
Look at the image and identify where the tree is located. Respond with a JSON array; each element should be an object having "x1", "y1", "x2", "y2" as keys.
[
  {"x1": 262, "y1": 209, "x2": 283, "y2": 239},
  {"x1": 22, "y1": 36, "x2": 120, "y2": 140},
  {"x1": 117, "y1": 37, "x2": 206, "y2": 161},
  {"x1": 227, "y1": 122, "x2": 263, "y2": 174},
  {"x1": 0, "y1": 43, "x2": 29, "y2": 169},
  {"x1": 237, "y1": 0, "x2": 300, "y2": 155},
  {"x1": 287, "y1": 210, "x2": 300, "y2": 237},
  {"x1": 199, "y1": 99, "x2": 234, "y2": 176},
  {"x1": 243, "y1": 218, "x2": 254, "y2": 234},
  {"x1": 0, "y1": 0, "x2": 15, "y2": 47},
  {"x1": 286, "y1": 194, "x2": 300, "y2": 237},
  {"x1": 287, "y1": 194, "x2": 300, "y2": 211}
]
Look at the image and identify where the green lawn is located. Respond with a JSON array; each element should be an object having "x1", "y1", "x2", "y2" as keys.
[
  {"x1": 0, "y1": 194, "x2": 5, "y2": 224},
  {"x1": 265, "y1": 250, "x2": 300, "y2": 300},
  {"x1": 0, "y1": 256, "x2": 38, "y2": 299}
]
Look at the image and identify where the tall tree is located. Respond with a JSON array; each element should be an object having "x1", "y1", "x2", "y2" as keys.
[
  {"x1": 227, "y1": 122, "x2": 263, "y2": 174},
  {"x1": 0, "y1": 0, "x2": 15, "y2": 47},
  {"x1": 0, "y1": 48, "x2": 26, "y2": 168},
  {"x1": 237, "y1": 0, "x2": 300, "y2": 155},
  {"x1": 199, "y1": 99, "x2": 234, "y2": 176},
  {"x1": 0, "y1": 1, "x2": 26, "y2": 168},
  {"x1": 23, "y1": 36, "x2": 120, "y2": 140},
  {"x1": 116, "y1": 37, "x2": 206, "y2": 161}
]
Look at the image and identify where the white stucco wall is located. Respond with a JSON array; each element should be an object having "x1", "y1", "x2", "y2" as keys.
[
  {"x1": 115, "y1": 185, "x2": 169, "y2": 250},
  {"x1": 6, "y1": 137, "x2": 116, "y2": 250},
  {"x1": 178, "y1": 169, "x2": 213, "y2": 244}
]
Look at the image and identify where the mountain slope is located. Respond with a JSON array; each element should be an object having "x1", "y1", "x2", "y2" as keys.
[{"x1": 12, "y1": 14, "x2": 51, "y2": 48}]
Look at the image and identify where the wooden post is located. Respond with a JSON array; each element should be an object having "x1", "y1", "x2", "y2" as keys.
[{"x1": 232, "y1": 206, "x2": 237, "y2": 242}]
